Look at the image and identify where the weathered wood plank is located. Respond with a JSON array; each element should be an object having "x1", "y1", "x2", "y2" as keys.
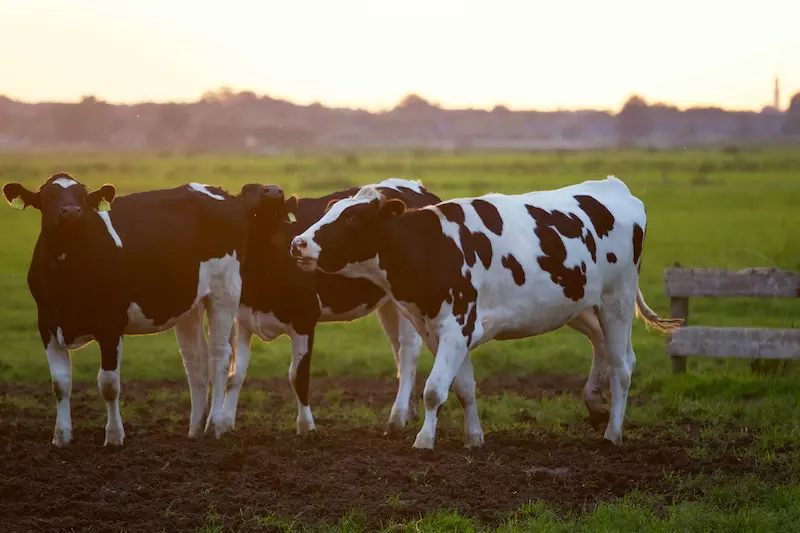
[
  {"x1": 664, "y1": 268, "x2": 800, "y2": 298},
  {"x1": 668, "y1": 327, "x2": 800, "y2": 359},
  {"x1": 669, "y1": 296, "x2": 689, "y2": 374}
]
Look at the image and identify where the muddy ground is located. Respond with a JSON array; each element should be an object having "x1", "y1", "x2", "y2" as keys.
[{"x1": 0, "y1": 375, "x2": 780, "y2": 532}]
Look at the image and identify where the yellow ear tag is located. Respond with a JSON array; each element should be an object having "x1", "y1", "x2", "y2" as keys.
[
  {"x1": 10, "y1": 196, "x2": 25, "y2": 210},
  {"x1": 287, "y1": 212, "x2": 297, "y2": 223},
  {"x1": 97, "y1": 199, "x2": 111, "y2": 212}
]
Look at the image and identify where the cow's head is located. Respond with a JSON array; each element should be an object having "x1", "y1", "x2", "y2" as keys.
[
  {"x1": 290, "y1": 186, "x2": 405, "y2": 273},
  {"x1": 239, "y1": 183, "x2": 297, "y2": 248},
  {"x1": 3, "y1": 173, "x2": 115, "y2": 234}
]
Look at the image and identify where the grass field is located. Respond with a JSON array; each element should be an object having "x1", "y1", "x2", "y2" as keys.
[{"x1": 0, "y1": 148, "x2": 798, "y2": 532}]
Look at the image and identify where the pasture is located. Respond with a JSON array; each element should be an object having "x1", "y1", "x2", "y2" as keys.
[{"x1": 0, "y1": 148, "x2": 799, "y2": 532}]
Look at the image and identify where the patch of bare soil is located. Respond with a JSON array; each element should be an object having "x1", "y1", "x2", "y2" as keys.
[{"x1": 0, "y1": 376, "x2": 778, "y2": 532}]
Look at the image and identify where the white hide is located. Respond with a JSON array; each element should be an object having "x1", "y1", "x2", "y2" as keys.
[
  {"x1": 189, "y1": 182, "x2": 225, "y2": 201},
  {"x1": 373, "y1": 177, "x2": 425, "y2": 194},
  {"x1": 96, "y1": 211, "x2": 123, "y2": 248},
  {"x1": 53, "y1": 177, "x2": 79, "y2": 188}
]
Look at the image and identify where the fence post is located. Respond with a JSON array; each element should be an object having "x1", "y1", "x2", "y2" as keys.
[{"x1": 669, "y1": 261, "x2": 689, "y2": 374}]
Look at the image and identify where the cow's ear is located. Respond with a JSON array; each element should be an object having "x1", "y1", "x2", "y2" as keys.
[
  {"x1": 285, "y1": 195, "x2": 299, "y2": 223},
  {"x1": 380, "y1": 198, "x2": 406, "y2": 218},
  {"x1": 3, "y1": 183, "x2": 40, "y2": 211},
  {"x1": 88, "y1": 184, "x2": 116, "y2": 212},
  {"x1": 324, "y1": 198, "x2": 340, "y2": 213}
]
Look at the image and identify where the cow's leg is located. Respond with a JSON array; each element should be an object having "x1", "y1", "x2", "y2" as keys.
[
  {"x1": 413, "y1": 333, "x2": 468, "y2": 450},
  {"x1": 599, "y1": 287, "x2": 637, "y2": 446},
  {"x1": 377, "y1": 302, "x2": 422, "y2": 433},
  {"x1": 567, "y1": 308, "x2": 609, "y2": 426},
  {"x1": 97, "y1": 335, "x2": 125, "y2": 446},
  {"x1": 43, "y1": 329, "x2": 73, "y2": 447},
  {"x1": 205, "y1": 270, "x2": 242, "y2": 438},
  {"x1": 220, "y1": 324, "x2": 253, "y2": 433},
  {"x1": 174, "y1": 305, "x2": 209, "y2": 438},
  {"x1": 288, "y1": 330, "x2": 316, "y2": 434},
  {"x1": 451, "y1": 355, "x2": 484, "y2": 448}
]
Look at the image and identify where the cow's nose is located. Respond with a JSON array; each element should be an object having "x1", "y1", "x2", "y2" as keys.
[
  {"x1": 290, "y1": 238, "x2": 308, "y2": 257},
  {"x1": 59, "y1": 206, "x2": 82, "y2": 218},
  {"x1": 263, "y1": 186, "x2": 284, "y2": 200}
]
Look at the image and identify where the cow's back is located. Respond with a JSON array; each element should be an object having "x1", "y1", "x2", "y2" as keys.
[
  {"x1": 425, "y1": 177, "x2": 645, "y2": 344},
  {"x1": 108, "y1": 186, "x2": 247, "y2": 329}
]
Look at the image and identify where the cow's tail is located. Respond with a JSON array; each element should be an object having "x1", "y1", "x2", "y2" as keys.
[{"x1": 635, "y1": 288, "x2": 684, "y2": 332}]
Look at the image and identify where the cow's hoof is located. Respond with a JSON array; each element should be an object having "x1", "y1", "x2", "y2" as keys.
[
  {"x1": 219, "y1": 416, "x2": 235, "y2": 434},
  {"x1": 602, "y1": 433, "x2": 622, "y2": 447},
  {"x1": 103, "y1": 428, "x2": 125, "y2": 447},
  {"x1": 464, "y1": 432, "x2": 485, "y2": 449},
  {"x1": 412, "y1": 432, "x2": 435, "y2": 450},
  {"x1": 385, "y1": 409, "x2": 410, "y2": 435},
  {"x1": 204, "y1": 417, "x2": 225, "y2": 439},
  {"x1": 52, "y1": 428, "x2": 73, "y2": 448},
  {"x1": 296, "y1": 419, "x2": 317, "y2": 435}
]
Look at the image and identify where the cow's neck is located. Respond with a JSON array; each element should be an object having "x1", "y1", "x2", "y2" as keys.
[
  {"x1": 40, "y1": 212, "x2": 117, "y2": 259},
  {"x1": 376, "y1": 211, "x2": 431, "y2": 287}
]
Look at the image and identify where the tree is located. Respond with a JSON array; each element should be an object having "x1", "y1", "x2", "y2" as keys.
[
  {"x1": 617, "y1": 95, "x2": 651, "y2": 144},
  {"x1": 782, "y1": 91, "x2": 800, "y2": 135},
  {"x1": 394, "y1": 94, "x2": 438, "y2": 111},
  {"x1": 50, "y1": 95, "x2": 115, "y2": 143}
]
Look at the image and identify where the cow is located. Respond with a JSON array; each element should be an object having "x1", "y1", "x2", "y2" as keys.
[
  {"x1": 221, "y1": 178, "x2": 441, "y2": 435},
  {"x1": 289, "y1": 176, "x2": 683, "y2": 449},
  {"x1": 2, "y1": 173, "x2": 251, "y2": 447}
]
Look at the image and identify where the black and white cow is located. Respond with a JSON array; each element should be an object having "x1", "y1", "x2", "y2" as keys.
[
  {"x1": 3, "y1": 173, "x2": 251, "y2": 446},
  {"x1": 221, "y1": 179, "x2": 441, "y2": 435},
  {"x1": 289, "y1": 176, "x2": 682, "y2": 449}
]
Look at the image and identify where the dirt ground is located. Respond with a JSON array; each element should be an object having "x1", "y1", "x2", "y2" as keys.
[{"x1": 0, "y1": 375, "x2": 778, "y2": 532}]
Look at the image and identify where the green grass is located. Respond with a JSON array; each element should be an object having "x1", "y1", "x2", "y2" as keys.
[
  {"x1": 201, "y1": 480, "x2": 800, "y2": 532},
  {"x1": 1, "y1": 147, "x2": 799, "y2": 531}
]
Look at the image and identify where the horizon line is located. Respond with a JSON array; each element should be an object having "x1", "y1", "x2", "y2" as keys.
[{"x1": 1, "y1": 88, "x2": 791, "y2": 114}]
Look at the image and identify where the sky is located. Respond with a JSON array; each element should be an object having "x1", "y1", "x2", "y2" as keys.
[{"x1": 1, "y1": 0, "x2": 798, "y2": 112}]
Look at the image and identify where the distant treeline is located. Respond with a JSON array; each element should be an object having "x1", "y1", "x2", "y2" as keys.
[{"x1": 1, "y1": 89, "x2": 799, "y2": 152}]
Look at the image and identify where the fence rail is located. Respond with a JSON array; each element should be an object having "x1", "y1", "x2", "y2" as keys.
[{"x1": 663, "y1": 264, "x2": 800, "y2": 373}]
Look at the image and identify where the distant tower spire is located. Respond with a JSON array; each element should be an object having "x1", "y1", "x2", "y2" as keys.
[{"x1": 774, "y1": 76, "x2": 781, "y2": 111}]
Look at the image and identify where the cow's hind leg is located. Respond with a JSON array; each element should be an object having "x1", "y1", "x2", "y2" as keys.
[
  {"x1": 43, "y1": 328, "x2": 73, "y2": 447},
  {"x1": 377, "y1": 302, "x2": 422, "y2": 434},
  {"x1": 451, "y1": 355, "x2": 484, "y2": 448},
  {"x1": 567, "y1": 308, "x2": 610, "y2": 427},
  {"x1": 97, "y1": 335, "x2": 125, "y2": 446},
  {"x1": 205, "y1": 264, "x2": 242, "y2": 438},
  {"x1": 598, "y1": 285, "x2": 637, "y2": 446},
  {"x1": 288, "y1": 330, "x2": 316, "y2": 434},
  {"x1": 220, "y1": 322, "x2": 253, "y2": 433},
  {"x1": 174, "y1": 304, "x2": 209, "y2": 438}
]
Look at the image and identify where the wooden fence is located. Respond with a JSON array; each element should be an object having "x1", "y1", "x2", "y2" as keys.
[{"x1": 663, "y1": 264, "x2": 800, "y2": 373}]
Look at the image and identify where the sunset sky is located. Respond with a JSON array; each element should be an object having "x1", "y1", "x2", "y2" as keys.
[{"x1": 1, "y1": 0, "x2": 798, "y2": 111}]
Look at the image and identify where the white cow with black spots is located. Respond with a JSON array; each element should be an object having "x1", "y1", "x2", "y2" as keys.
[{"x1": 289, "y1": 176, "x2": 682, "y2": 449}]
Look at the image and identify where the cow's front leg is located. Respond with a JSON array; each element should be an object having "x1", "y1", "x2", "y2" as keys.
[
  {"x1": 414, "y1": 333, "x2": 468, "y2": 450},
  {"x1": 97, "y1": 335, "x2": 125, "y2": 446},
  {"x1": 43, "y1": 328, "x2": 73, "y2": 447},
  {"x1": 377, "y1": 303, "x2": 422, "y2": 433},
  {"x1": 288, "y1": 330, "x2": 316, "y2": 434}
]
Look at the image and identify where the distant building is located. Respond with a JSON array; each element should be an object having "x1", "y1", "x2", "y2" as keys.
[{"x1": 763, "y1": 76, "x2": 782, "y2": 114}]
